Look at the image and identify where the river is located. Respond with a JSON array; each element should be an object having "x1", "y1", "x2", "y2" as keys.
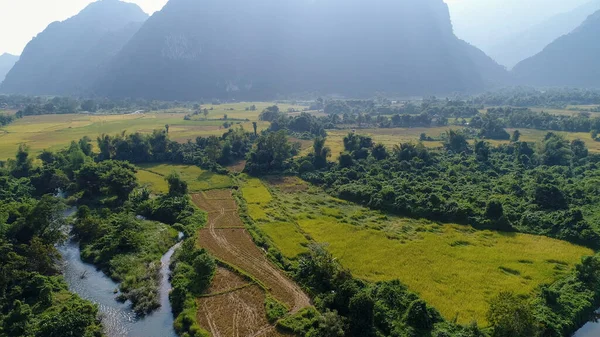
[
  {"x1": 57, "y1": 208, "x2": 180, "y2": 337},
  {"x1": 574, "y1": 315, "x2": 600, "y2": 337}
]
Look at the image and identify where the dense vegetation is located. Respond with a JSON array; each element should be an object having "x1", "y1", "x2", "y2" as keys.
[
  {"x1": 471, "y1": 88, "x2": 600, "y2": 108},
  {"x1": 301, "y1": 132, "x2": 600, "y2": 247},
  {"x1": 0, "y1": 153, "x2": 102, "y2": 336}
]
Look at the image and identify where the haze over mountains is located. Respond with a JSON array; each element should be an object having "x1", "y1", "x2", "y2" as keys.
[
  {"x1": 2, "y1": 0, "x2": 600, "y2": 99},
  {"x1": 513, "y1": 9, "x2": 600, "y2": 87},
  {"x1": 0, "y1": 53, "x2": 19, "y2": 83},
  {"x1": 487, "y1": 0, "x2": 600, "y2": 69},
  {"x1": 1, "y1": 0, "x2": 506, "y2": 100},
  {"x1": 0, "y1": 0, "x2": 148, "y2": 96}
]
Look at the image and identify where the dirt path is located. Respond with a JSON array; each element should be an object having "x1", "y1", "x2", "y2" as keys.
[{"x1": 192, "y1": 190, "x2": 310, "y2": 336}]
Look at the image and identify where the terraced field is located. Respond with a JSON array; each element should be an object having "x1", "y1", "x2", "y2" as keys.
[{"x1": 192, "y1": 190, "x2": 310, "y2": 336}]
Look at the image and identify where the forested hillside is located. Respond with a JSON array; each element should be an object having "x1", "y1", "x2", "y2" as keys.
[
  {"x1": 0, "y1": 0, "x2": 147, "y2": 96},
  {"x1": 95, "y1": 0, "x2": 507, "y2": 100}
]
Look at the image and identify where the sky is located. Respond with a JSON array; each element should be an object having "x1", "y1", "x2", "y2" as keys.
[
  {"x1": 0, "y1": 0, "x2": 593, "y2": 56},
  {"x1": 446, "y1": 0, "x2": 592, "y2": 50},
  {"x1": 0, "y1": 0, "x2": 168, "y2": 55}
]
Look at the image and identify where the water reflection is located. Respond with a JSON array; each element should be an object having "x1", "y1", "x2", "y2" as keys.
[{"x1": 58, "y1": 207, "x2": 179, "y2": 337}]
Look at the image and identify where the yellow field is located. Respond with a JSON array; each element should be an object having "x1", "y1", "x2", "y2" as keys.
[
  {"x1": 136, "y1": 163, "x2": 233, "y2": 193},
  {"x1": 0, "y1": 105, "x2": 278, "y2": 160},
  {"x1": 319, "y1": 126, "x2": 600, "y2": 160},
  {"x1": 298, "y1": 217, "x2": 590, "y2": 325},
  {"x1": 244, "y1": 180, "x2": 593, "y2": 325},
  {"x1": 260, "y1": 222, "x2": 309, "y2": 258},
  {"x1": 194, "y1": 102, "x2": 309, "y2": 121}
]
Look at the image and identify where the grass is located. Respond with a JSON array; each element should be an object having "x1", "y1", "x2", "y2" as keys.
[
  {"x1": 260, "y1": 222, "x2": 309, "y2": 258},
  {"x1": 136, "y1": 163, "x2": 233, "y2": 193},
  {"x1": 241, "y1": 177, "x2": 273, "y2": 205},
  {"x1": 0, "y1": 110, "x2": 273, "y2": 160},
  {"x1": 298, "y1": 218, "x2": 591, "y2": 325},
  {"x1": 240, "y1": 176, "x2": 309, "y2": 259},
  {"x1": 253, "y1": 184, "x2": 593, "y2": 325}
]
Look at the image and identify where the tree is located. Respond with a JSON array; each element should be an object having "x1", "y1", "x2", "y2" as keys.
[
  {"x1": 487, "y1": 292, "x2": 538, "y2": 337},
  {"x1": 511, "y1": 130, "x2": 521, "y2": 142},
  {"x1": 259, "y1": 105, "x2": 281, "y2": 122},
  {"x1": 540, "y1": 133, "x2": 572, "y2": 166},
  {"x1": 10, "y1": 144, "x2": 33, "y2": 178},
  {"x1": 444, "y1": 130, "x2": 469, "y2": 154},
  {"x1": 190, "y1": 251, "x2": 216, "y2": 295},
  {"x1": 474, "y1": 141, "x2": 490, "y2": 162},
  {"x1": 245, "y1": 131, "x2": 293, "y2": 175},
  {"x1": 78, "y1": 136, "x2": 93, "y2": 156},
  {"x1": 252, "y1": 122, "x2": 258, "y2": 136},
  {"x1": 348, "y1": 291, "x2": 375, "y2": 337},
  {"x1": 313, "y1": 137, "x2": 331, "y2": 169},
  {"x1": 165, "y1": 124, "x2": 170, "y2": 134},
  {"x1": 203, "y1": 108, "x2": 209, "y2": 120},
  {"x1": 166, "y1": 171, "x2": 188, "y2": 197},
  {"x1": 371, "y1": 143, "x2": 388, "y2": 160}
]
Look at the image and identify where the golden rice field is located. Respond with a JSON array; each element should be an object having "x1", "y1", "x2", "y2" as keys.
[
  {"x1": 241, "y1": 177, "x2": 593, "y2": 325},
  {"x1": 317, "y1": 126, "x2": 600, "y2": 160},
  {"x1": 136, "y1": 163, "x2": 233, "y2": 193},
  {"x1": 0, "y1": 102, "x2": 293, "y2": 160}
]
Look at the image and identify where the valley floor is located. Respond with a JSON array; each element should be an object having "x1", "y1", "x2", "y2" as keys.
[{"x1": 241, "y1": 176, "x2": 593, "y2": 325}]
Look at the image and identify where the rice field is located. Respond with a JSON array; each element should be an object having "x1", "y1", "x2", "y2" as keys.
[
  {"x1": 318, "y1": 126, "x2": 600, "y2": 160},
  {"x1": 0, "y1": 104, "x2": 281, "y2": 160},
  {"x1": 244, "y1": 179, "x2": 593, "y2": 325},
  {"x1": 136, "y1": 163, "x2": 233, "y2": 193}
]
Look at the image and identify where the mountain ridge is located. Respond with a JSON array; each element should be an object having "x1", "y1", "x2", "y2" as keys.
[
  {"x1": 512, "y1": 9, "x2": 600, "y2": 87},
  {"x1": 0, "y1": 0, "x2": 148, "y2": 95},
  {"x1": 487, "y1": 0, "x2": 600, "y2": 69},
  {"x1": 94, "y1": 0, "x2": 507, "y2": 100}
]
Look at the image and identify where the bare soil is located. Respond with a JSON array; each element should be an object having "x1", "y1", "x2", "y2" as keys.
[{"x1": 192, "y1": 190, "x2": 310, "y2": 335}]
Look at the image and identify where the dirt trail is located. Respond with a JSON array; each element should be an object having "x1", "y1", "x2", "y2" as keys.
[{"x1": 192, "y1": 190, "x2": 310, "y2": 336}]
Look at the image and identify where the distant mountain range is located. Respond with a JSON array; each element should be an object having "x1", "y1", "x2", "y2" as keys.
[
  {"x1": 0, "y1": 53, "x2": 19, "y2": 83},
  {"x1": 512, "y1": 9, "x2": 600, "y2": 87},
  {"x1": 488, "y1": 0, "x2": 600, "y2": 69},
  {"x1": 0, "y1": 0, "x2": 148, "y2": 96},
  {"x1": 0, "y1": 0, "x2": 508, "y2": 100},
  {"x1": 6, "y1": 0, "x2": 600, "y2": 99}
]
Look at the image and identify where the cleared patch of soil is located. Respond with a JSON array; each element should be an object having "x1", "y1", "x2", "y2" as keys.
[
  {"x1": 197, "y1": 285, "x2": 289, "y2": 337},
  {"x1": 265, "y1": 176, "x2": 309, "y2": 193},
  {"x1": 226, "y1": 160, "x2": 247, "y2": 173},
  {"x1": 206, "y1": 267, "x2": 250, "y2": 294},
  {"x1": 193, "y1": 190, "x2": 310, "y2": 312}
]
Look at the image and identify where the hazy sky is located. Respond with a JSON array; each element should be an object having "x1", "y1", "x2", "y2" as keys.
[
  {"x1": 0, "y1": 0, "x2": 168, "y2": 55},
  {"x1": 446, "y1": 0, "x2": 591, "y2": 49},
  {"x1": 0, "y1": 0, "x2": 593, "y2": 56}
]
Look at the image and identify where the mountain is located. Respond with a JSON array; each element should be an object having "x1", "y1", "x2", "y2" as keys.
[
  {"x1": 512, "y1": 10, "x2": 600, "y2": 87},
  {"x1": 0, "y1": 0, "x2": 148, "y2": 96},
  {"x1": 0, "y1": 53, "x2": 19, "y2": 83},
  {"x1": 95, "y1": 0, "x2": 507, "y2": 100},
  {"x1": 487, "y1": 0, "x2": 600, "y2": 69}
]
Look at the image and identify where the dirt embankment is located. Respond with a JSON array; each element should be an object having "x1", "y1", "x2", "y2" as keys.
[{"x1": 192, "y1": 190, "x2": 310, "y2": 337}]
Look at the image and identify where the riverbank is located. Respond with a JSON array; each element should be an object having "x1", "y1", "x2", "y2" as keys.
[{"x1": 59, "y1": 238, "x2": 181, "y2": 337}]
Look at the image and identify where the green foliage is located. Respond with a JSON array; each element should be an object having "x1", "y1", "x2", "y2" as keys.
[
  {"x1": 245, "y1": 131, "x2": 295, "y2": 175},
  {"x1": 487, "y1": 292, "x2": 538, "y2": 337},
  {"x1": 265, "y1": 296, "x2": 288, "y2": 323},
  {"x1": 166, "y1": 171, "x2": 188, "y2": 197},
  {"x1": 302, "y1": 132, "x2": 600, "y2": 247}
]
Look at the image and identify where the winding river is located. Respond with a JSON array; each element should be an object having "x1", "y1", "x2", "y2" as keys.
[
  {"x1": 58, "y1": 209, "x2": 180, "y2": 337},
  {"x1": 574, "y1": 314, "x2": 600, "y2": 337}
]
